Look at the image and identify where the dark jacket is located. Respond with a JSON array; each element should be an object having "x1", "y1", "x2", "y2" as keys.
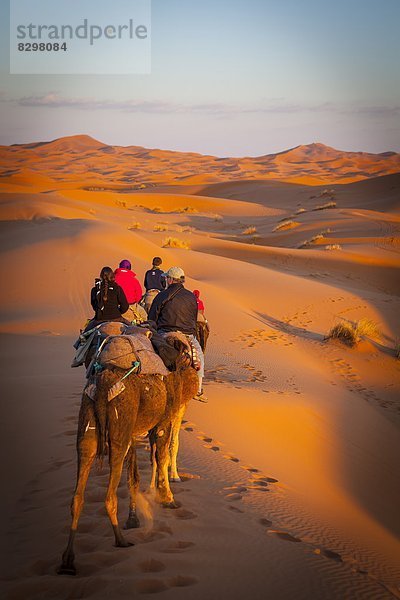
[
  {"x1": 144, "y1": 266, "x2": 165, "y2": 291},
  {"x1": 91, "y1": 281, "x2": 129, "y2": 321},
  {"x1": 148, "y1": 283, "x2": 198, "y2": 335}
]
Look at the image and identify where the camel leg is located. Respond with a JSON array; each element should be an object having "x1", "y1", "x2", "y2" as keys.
[
  {"x1": 124, "y1": 444, "x2": 140, "y2": 529},
  {"x1": 105, "y1": 444, "x2": 134, "y2": 547},
  {"x1": 170, "y1": 405, "x2": 186, "y2": 482},
  {"x1": 149, "y1": 431, "x2": 157, "y2": 490},
  {"x1": 154, "y1": 424, "x2": 177, "y2": 508},
  {"x1": 58, "y1": 416, "x2": 97, "y2": 575}
]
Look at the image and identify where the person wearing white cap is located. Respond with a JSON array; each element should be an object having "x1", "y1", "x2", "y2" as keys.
[{"x1": 148, "y1": 266, "x2": 206, "y2": 402}]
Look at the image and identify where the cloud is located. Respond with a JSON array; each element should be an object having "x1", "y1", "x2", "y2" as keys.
[{"x1": 2, "y1": 91, "x2": 400, "y2": 118}]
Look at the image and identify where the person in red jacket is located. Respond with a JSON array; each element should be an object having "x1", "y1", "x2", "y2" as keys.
[
  {"x1": 114, "y1": 259, "x2": 147, "y2": 323},
  {"x1": 193, "y1": 289, "x2": 210, "y2": 353}
]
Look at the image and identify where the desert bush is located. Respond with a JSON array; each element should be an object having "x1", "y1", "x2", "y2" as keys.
[
  {"x1": 313, "y1": 201, "x2": 337, "y2": 211},
  {"x1": 327, "y1": 322, "x2": 357, "y2": 346},
  {"x1": 162, "y1": 236, "x2": 190, "y2": 250},
  {"x1": 129, "y1": 222, "x2": 141, "y2": 230},
  {"x1": 325, "y1": 244, "x2": 342, "y2": 250},
  {"x1": 327, "y1": 319, "x2": 379, "y2": 347},
  {"x1": 299, "y1": 233, "x2": 324, "y2": 248},
  {"x1": 176, "y1": 206, "x2": 198, "y2": 213},
  {"x1": 273, "y1": 220, "x2": 300, "y2": 232},
  {"x1": 355, "y1": 319, "x2": 380, "y2": 339},
  {"x1": 115, "y1": 199, "x2": 127, "y2": 209},
  {"x1": 154, "y1": 224, "x2": 168, "y2": 232},
  {"x1": 152, "y1": 206, "x2": 162, "y2": 213},
  {"x1": 242, "y1": 226, "x2": 257, "y2": 235},
  {"x1": 310, "y1": 234, "x2": 324, "y2": 243}
]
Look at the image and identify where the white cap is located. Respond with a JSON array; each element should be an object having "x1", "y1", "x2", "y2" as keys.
[{"x1": 164, "y1": 266, "x2": 185, "y2": 280}]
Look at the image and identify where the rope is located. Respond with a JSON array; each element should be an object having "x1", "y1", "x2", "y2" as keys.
[{"x1": 120, "y1": 361, "x2": 141, "y2": 381}]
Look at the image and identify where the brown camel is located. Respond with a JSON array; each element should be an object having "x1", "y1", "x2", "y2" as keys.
[{"x1": 58, "y1": 341, "x2": 198, "y2": 576}]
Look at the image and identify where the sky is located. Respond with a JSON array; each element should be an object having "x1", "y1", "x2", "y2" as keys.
[{"x1": 0, "y1": 0, "x2": 400, "y2": 156}]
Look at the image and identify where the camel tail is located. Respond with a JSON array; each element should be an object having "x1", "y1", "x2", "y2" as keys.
[{"x1": 93, "y1": 369, "x2": 118, "y2": 460}]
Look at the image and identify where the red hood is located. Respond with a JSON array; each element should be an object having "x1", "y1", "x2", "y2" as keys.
[{"x1": 115, "y1": 268, "x2": 137, "y2": 277}]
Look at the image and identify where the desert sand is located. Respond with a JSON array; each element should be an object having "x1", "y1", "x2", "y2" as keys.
[{"x1": 0, "y1": 136, "x2": 399, "y2": 599}]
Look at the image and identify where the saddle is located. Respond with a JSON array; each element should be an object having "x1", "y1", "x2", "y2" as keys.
[
  {"x1": 162, "y1": 331, "x2": 200, "y2": 371},
  {"x1": 97, "y1": 333, "x2": 169, "y2": 376}
]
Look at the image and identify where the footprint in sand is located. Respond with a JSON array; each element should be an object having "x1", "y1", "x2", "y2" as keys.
[
  {"x1": 225, "y1": 493, "x2": 243, "y2": 502},
  {"x1": 174, "y1": 508, "x2": 197, "y2": 520},
  {"x1": 197, "y1": 435, "x2": 213, "y2": 443},
  {"x1": 223, "y1": 454, "x2": 240, "y2": 463},
  {"x1": 252, "y1": 475, "x2": 278, "y2": 484},
  {"x1": 139, "y1": 558, "x2": 166, "y2": 573},
  {"x1": 269, "y1": 530, "x2": 302, "y2": 543},
  {"x1": 259, "y1": 518, "x2": 273, "y2": 529},
  {"x1": 314, "y1": 548, "x2": 343, "y2": 562},
  {"x1": 242, "y1": 466, "x2": 260, "y2": 474},
  {"x1": 161, "y1": 540, "x2": 195, "y2": 554},
  {"x1": 228, "y1": 505, "x2": 244, "y2": 513},
  {"x1": 251, "y1": 479, "x2": 269, "y2": 487},
  {"x1": 168, "y1": 575, "x2": 198, "y2": 587},
  {"x1": 204, "y1": 444, "x2": 220, "y2": 452}
]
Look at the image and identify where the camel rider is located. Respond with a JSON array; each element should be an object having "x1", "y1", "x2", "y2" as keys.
[
  {"x1": 114, "y1": 259, "x2": 147, "y2": 323},
  {"x1": 193, "y1": 289, "x2": 210, "y2": 353},
  {"x1": 87, "y1": 266, "x2": 130, "y2": 329},
  {"x1": 143, "y1": 256, "x2": 166, "y2": 313},
  {"x1": 148, "y1": 266, "x2": 206, "y2": 402}
]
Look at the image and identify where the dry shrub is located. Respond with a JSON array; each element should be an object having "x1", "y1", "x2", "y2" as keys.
[
  {"x1": 299, "y1": 233, "x2": 324, "y2": 248},
  {"x1": 295, "y1": 208, "x2": 306, "y2": 214},
  {"x1": 327, "y1": 319, "x2": 379, "y2": 347},
  {"x1": 273, "y1": 220, "x2": 300, "y2": 232},
  {"x1": 325, "y1": 244, "x2": 342, "y2": 250},
  {"x1": 213, "y1": 214, "x2": 223, "y2": 222},
  {"x1": 356, "y1": 319, "x2": 380, "y2": 339},
  {"x1": 242, "y1": 226, "x2": 257, "y2": 235},
  {"x1": 176, "y1": 206, "x2": 198, "y2": 213},
  {"x1": 152, "y1": 206, "x2": 162, "y2": 213},
  {"x1": 313, "y1": 201, "x2": 337, "y2": 211},
  {"x1": 115, "y1": 199, "x2": 127, "y2": 209},
  {"x1": 154, "y1": 224, "x2": 168, "y2": 232},
  {"x1": 310, "y1": 234, "x2": 324, "y2": 243},
  {"x1": 129, "y1": 222, "x2": 141, "y2": 230},
  {"x1": 328, "y1": 322, "x2": 357, "y2": 346},
  {"x1": 162, "y1": 236, "x2": 190, "y2": 250},
  {"x1": 319, "y1": 188, "x2": 335, "y2": 197}
]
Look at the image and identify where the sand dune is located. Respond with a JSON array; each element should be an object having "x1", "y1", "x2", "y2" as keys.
[
  {"x1": 0, "y1": 137, "x2": 399, "y2": 599},
  {"x1": 1, "y1": 135, "x2": 399, "y2": 190}
]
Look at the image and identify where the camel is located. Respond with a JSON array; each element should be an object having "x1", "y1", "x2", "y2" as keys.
[{"x1": 58, "y1": 339, "x2": 198, "y2": 576}]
